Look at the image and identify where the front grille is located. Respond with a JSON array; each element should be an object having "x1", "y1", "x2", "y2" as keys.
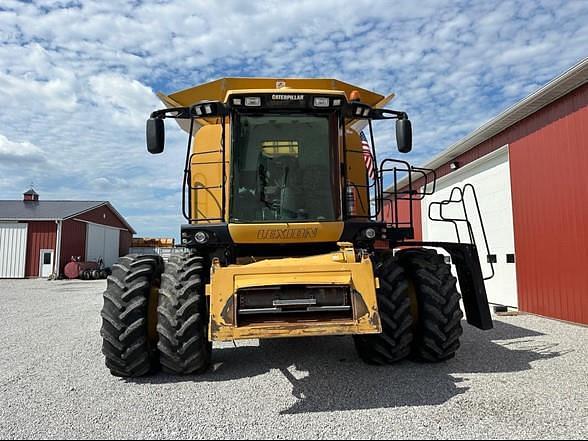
[{"x1": 236, "y1": 284, "x2": 353, "y2": 326}]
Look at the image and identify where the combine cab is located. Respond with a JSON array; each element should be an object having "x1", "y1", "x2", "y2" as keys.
[{"x1": 100, "y1": 78, "x2": 492, "y2": 377}]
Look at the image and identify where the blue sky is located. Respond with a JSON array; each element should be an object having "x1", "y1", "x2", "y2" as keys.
[{"x1": 0, "y1": 0, "x2": 587, "y2": 238}]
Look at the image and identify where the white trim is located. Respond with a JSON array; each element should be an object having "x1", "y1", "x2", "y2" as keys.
[
  {"x1": 72, "y1": 218, "x2": 128, "y2": 231},
  {"x1": 85, "y1": 224, "x2": 89, "y2": 261},
  {"x1": 62, "y1": 202, "x2": 108, "y2": 220},
  {"x1": 103, "y1": 202, "x2": 136, "y2": 234},
  {"x1": 433, "y1": 144, "x2": 509, "y2": 186},
  {"x1": 0, "y1": 218, "x2": 61, "y2": 221},
  {"x1": 67, "y1": 202, "x2": 135, "y2": 234},
  {"x1": 55, "y1": 220, "x2": 62, "y2": 276}
]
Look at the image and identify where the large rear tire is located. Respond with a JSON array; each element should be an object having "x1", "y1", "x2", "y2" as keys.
[
  {"x1": 396, "y1": 248, "x2": 464, "y2": 362},
  {"x1": 353, "y1": 255, "x2": 413, "y2": 364},
  {"x1": 156, "y1": 252, "x2": 212, "y2": 375},
  {"x1": 100, "y1": 254, "x2": 163, "y2": 377}
]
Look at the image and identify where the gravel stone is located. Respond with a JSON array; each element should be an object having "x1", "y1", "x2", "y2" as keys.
[{"x1": 0, "y1": 278, "x2": 586, "y2": 439}]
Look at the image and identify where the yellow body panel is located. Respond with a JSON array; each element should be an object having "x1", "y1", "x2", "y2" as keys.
[
  {"x1": 207, "y1": 244, "x2": 381, "y2": 341},
  {"x1": 228, "y1": 222, "x2": 344, "y2": 244},
  {"x1": 165, "y1": 77, "x2": 385, "y2": 107},
  {"x1": 345, "y1": 129, "x2": 370, "y2": 218},
  {"x1": 223, "y1": 88, "x2": 346, "y2": 101},
  {"x1": 189, "y1": 124, "x2": 230, "y2": 223}
]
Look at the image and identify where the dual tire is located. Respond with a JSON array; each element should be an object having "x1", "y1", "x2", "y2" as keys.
[
  {"x1": 100, "y1": 254, "x2": 163, "y2": 377},
  {"x1": 353, "y1": 248, "x2": 464, "y2": 364},
  {"x1": 100, "y1": 252, "x2": 210, "y2": 377},
  {"x1": 156, "y1": 254, "x2": 211, "y2": 375},
  {"x1": 101, "y1": 248, "x2": 463, "y2": 376}
]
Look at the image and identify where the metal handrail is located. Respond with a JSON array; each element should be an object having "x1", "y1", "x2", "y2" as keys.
[
  {"x1": 182, "y1": 116, "x2": 227, "y2": 223},
  {"x1": 428, "y1": 184, "x2": 495, "y2": 280}
]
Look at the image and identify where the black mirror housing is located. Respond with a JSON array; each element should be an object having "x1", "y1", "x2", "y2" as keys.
[
  {"x1": 396, "y1": 119, "x2": 412, "y2": 153},
  {"x1": 146, "y1": 118, "x2": 165, "y2": 154}
]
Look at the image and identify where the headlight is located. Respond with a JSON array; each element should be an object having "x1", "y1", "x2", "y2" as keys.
[
  {"x1": 364, "y1": 228, "x2": 376, "y2": 239},
  {"x1": 244, "y1": 97, "x2": 261, "y2": 107},
  {"x1": 194, "y1": 231, "x2": 209, "y2": 244},
  {"x1": 313, "y1": 97, "x2": 330, "y2": 107}
]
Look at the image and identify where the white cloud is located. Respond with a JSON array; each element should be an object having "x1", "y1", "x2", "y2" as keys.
[
  {"x1": 0, "y1": 134, "x2": 47, "y2": 163},
  {"x1": 88, "y1": 73, "x2": 159, "y2": 127}
]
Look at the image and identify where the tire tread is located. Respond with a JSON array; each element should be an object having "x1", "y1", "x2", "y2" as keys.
[
  {"x1": 100, "y1": 254, "x2": 162, "y2": 377},
  {"x1": 353, "y1": 255, "x2": 414, "y2": 364},
  {"x1": 397, "y1": 248, "x2": 464, "y2": 362}
]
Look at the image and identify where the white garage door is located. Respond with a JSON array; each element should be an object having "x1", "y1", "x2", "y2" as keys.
[
  {"x1": 421, "y1": 146, "x2": 518, "y2": 307},
  {"x1": 86, "y1": 223, "x2": 120, "y2": 268},
  {"x1": 0, "y1": 223, "x2": 28, "y2": 278}
]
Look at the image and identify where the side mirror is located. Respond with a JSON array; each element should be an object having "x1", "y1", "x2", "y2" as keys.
[
  {"x1": 396, "y1": 119, "x2": 412, "y2": 153},
  {"x1": 146, "y1": 118, "x2": 165, "y2": 154}
]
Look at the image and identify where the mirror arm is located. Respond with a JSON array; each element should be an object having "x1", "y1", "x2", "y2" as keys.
[
  {"x1": 150, "y1": 107, "x2": 192, "y2": 119},
  {"x1": 370, "y1": 108, "x2": 408, "y2": 120}
]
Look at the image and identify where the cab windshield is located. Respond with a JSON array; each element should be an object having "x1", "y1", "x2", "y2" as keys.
[{"x1": 230, "y1": 114, "x2": 338, "y2": 222}]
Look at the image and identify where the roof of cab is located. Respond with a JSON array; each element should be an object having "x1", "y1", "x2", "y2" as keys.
[
  {"x1": 158, "y1": 77, "x2": 387, "y2": 108},
  {"x1": 156, "y1": 77, "x2": 395, "y2": 133}
]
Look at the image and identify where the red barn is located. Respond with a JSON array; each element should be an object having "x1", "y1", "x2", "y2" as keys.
[
  {"x1": 0, "y1": 190, "x2": 135, "y2": 278},
  {"x1": 385, "y1": 58, "x2": 588, "y2": 325}
]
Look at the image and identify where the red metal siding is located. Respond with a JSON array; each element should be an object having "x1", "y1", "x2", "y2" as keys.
[
  {"x1": 382, "y1": 198, "x2": 423, "y2": 240},
  {"x1": 25, "y1": 221, "x2": 57, "y2": 277},
  {"x1": 60, "y1": 219, "x2": 86, "y2": 274},
  {"x1": 119, "y1": 230, "x2": 132, "y2": 256},
  {"x1": 75, "y1": 204, "x2": 130, "y2": 230},
  {"x1": 509, "y1": 87, "x2": 588, "y2": 324}
]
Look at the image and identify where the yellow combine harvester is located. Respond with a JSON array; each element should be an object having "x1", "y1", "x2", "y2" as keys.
[{"x1": 101, "y1": 78, "x2": 493, "y2": 377}]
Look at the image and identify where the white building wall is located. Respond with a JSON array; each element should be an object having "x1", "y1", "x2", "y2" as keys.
[
  {"x1": 421, "y1": 146, "x2": 519, "y2": 307},
  {"x1": 86, "y1": 223, "x2": 120, "y2": 268},
  {"x1": 0, "y1": 223, "x2": 28, "y2": 278}
]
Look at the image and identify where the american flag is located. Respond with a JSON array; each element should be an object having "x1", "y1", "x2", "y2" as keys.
[{"x1": 361, "y1": 131, "x2": 375, "y2": 180}]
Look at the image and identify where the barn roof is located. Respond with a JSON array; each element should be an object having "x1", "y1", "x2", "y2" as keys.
[{"x1": 0, "y1": 200, "x2": 135, "y2": 233}]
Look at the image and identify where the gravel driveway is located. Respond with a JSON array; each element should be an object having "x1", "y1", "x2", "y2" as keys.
[{"x1": 0, "y1": 278, "x2": 586, "y2": 439}]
